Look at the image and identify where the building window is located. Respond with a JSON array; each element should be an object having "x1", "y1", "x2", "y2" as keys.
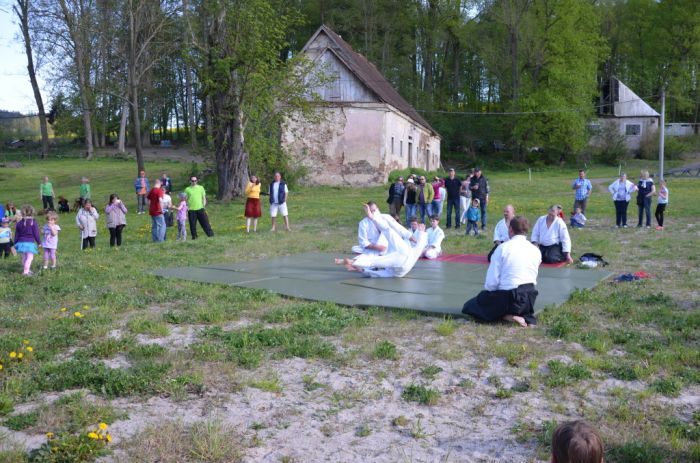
[
  {"x1": 400, "y1": 140, "x2": 403, "y2": 158},
  {"x1": 587, "y1": 123, "x2": 601, "y2": 135},
  {"x1": 625, "y1": 124, "x2": 641, "y2": 136},
  {"x1": 391, "y1": 137, "x2": 394, "y2": 155}
]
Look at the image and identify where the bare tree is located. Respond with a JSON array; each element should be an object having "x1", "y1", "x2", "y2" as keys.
[
  {"x1": 123, "y1": 0, "x2": 180, "y2": 173},
  {"x1": 14, "y1": 0, "x2": 49, "y2": 158},
  {"x1": 56, "y1": 0, "x2": 95, "y2": 159}
]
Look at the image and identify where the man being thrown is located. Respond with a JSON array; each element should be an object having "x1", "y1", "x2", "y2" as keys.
[
  {"x1": 351, "y1": 201, "x2": 388, "y2": 255},
  {"x1": 336, "y1": 203, "x2": 427, "y2": 278},
  {"x1": 462, "y1": 216, "x2": 541, "y2": 327}
]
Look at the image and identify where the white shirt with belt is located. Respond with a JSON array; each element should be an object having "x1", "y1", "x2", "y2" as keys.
[
  {"x1": 485, "y1": 235, "x2": 541, "y2": 291},
  {"x1": 531, "y1": 215, "x2": 571, "y2": 253},
  {"x1": 352, "y1": 217, "x2": 388, "y2": 255},
  {"x1": 493, "y1": 218, "x2": 510, "y2": 243}
]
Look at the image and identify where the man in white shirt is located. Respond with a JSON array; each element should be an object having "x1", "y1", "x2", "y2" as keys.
[
  {"x1": 531, "y1": 205, "x2": 573, "y2": 264},
  {"x1": 351, "y1": 201, "x2": 388, "y2": 255},
  {"x1": 487, "y1": 204, "x2": 515, "y2": 262},
  {"x1": 422, "y1": 215, "x2": 445, "y2": 259},
  {"x1": 269, "y1": 172, "x2": 290, "y2": 232},
  {"x1": 462, "y1": 216, "x2": 541, "y2": 327},
  {"x1": 336, "y1": 204, "x2": 427, "y2": 278}
]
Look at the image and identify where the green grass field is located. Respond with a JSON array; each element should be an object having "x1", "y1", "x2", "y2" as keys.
[{"x1": 0, "y1": 153, "x2": 698, "y2": 462}]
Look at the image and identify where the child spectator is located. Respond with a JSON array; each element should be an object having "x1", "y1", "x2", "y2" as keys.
[
  {"x1": 176, "y1": 193, "x2": 188, "y2": 241},
  {"x1": 76, "y1": 199, "x2": 99, "y2": 250},
  {"x1": 0, "y1": 217, "x2": 15, "y2": 258},
  {"x1": 79, "y1": 177, "x2": 91, "y2": 204},
  {"x1": 105, "y1": 194, "x2": 127, "y2": 247},
  {"x1": 5, "y1": 202, "x2": 19, "y2": 221},
  {"x1": 570, "y1": 207, "x2": 587, "y2": 228},
  {"x1": 57, "y1": 196, "x2": 70, "y2": 213},
  {"x1": 42, "y1": 211, "x2": 61, "y2": 269},
  {"x1": 40, "y1": 176, "x2": 56, "y2": 211},
  {"x1": 551, "y1": 420, "x2": 603, "y2": 463},
  {"x1": 463, "y1": 198, "x2": 481, "y2": 236},
  {"x1": 655, "y1": 179, "x2": 668, "y2": 230},
  {"x1": 14, "y1": 205, "x2": 41, "y2": 276},
  {"x1": 422, "y1": 215, "x2": 444, "y2": 259}
]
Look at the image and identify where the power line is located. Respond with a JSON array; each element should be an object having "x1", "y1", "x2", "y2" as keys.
[{"x1": 413, "y1": 95, "x2": 660, "y2": 116}]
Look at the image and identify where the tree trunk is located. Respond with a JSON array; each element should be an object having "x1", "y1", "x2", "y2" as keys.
[
  {"x1": 130, "y1": 79, "x2": 145, "y2": 172},
  {"x1": 118, "y1": 100, "x2": 128, "y2": 153},
  {"x1": 213, "y1": 102, "x2": 248, "y2": 200},
  {"x1": 15, "y1": 0, "x2": 49, "y2": 158},
  {"x1": 183, "y1": 0, "x2": 197, "y2": 148},
  {"x1": 205, "y1": 94, "x2": 213, "y2": 148},
  {"x1": 58, "y1": 0, "x2": 94, "y2": 159}
]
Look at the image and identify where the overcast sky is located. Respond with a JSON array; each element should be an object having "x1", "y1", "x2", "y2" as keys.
[{"x1": 0, "y1": 4, "x2": 48, "y2": 114}]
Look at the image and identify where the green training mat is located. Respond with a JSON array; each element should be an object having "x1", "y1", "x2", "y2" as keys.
[{"x1": 153, "y1": 252, "x2": 613, "y2": 316}]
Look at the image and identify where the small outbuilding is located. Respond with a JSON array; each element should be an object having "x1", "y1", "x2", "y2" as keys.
[
  {"x1": 282, "y1": 25, "x2": 441, "y2": 186},
  {"x1": 590, "y1": 77, "x2": 660, "y2": 151}
]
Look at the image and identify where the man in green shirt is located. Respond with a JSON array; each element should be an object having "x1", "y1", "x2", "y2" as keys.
[
  {"x1": 184, "y1": 176, "x2": 214, "y2": 239},
  {"x1": 40, "y1": 176, "x2": 55, "y2": 211}
]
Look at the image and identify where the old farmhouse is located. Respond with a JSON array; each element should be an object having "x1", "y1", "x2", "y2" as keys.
[
  {"x1": 591, "y1": 77, "x2": 660, "y2": 151},
  {"x1": 282, "y1": 25, "x2": 441, "y2": 186}
]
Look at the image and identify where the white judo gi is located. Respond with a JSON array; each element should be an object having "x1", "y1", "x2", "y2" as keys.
[
  {"x1": 351, "y1": 217, "x2": 388, "y2": 255},
  {"x1": 351, "y1": 213, "x2": 427, "y2": 278}
]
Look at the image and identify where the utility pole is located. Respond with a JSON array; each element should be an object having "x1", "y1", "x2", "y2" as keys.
[{"x1": 659, "y1": 87, "x2": 665, "y2": 181}]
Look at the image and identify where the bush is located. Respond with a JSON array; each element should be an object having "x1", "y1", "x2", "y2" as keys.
[{"x1": 595, "y1": 122, "x2": 627, "y2": 166}]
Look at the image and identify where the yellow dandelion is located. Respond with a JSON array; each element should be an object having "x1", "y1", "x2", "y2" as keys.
[
  {"x1": 60, "y1": 308, "x2": 67, "y2": 312},
  {"x1": 46, "y1": 432, "x2": 54, "y2": 439},
  {"x1": 22, "y1": 340, "x2": 29, "y2": 345},
  {"x1": 87, "y1": 432, "x2": 99, "y2": 440},
  {"x1": 83, "y1": 305, "x2": 89, "y2": 310},
  {"x1": 0, "y1": 364, "x2": 4, "y2": 370},
  {"x1": 99, "y1": 422, "x2": 108, "y2": 430},
  {"x1": 17, "y1": 353, "x2": 23, "y2": 359},
  {"x1": 74, "y1": 311, "x2": 83, "y2": 318},
  {"x1": 9, "y1": 352, "x2": 17, "y2": 359},
  {"x1": 26, "y1": 346, "x2": 33, "y2": 352},
  {"x1": 105, "y1": 434, "x2": 112, "y2": 443}
]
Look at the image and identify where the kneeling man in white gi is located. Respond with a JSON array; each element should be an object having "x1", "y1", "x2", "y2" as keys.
[
  {"x1": 462, "y1": 216, "x2": 541, "y2": 327},
  {"x1": 351, "y1": 201, "x2": 388, "y2": 255}
]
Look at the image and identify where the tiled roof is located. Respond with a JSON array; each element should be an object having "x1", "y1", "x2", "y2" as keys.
[{"x1": 304, "y1": 25, "x2": 439, "y2": 136}]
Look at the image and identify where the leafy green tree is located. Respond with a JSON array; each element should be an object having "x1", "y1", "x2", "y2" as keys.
[{"x1": 192, "y1": 0, "x2": 325, "y2": 199}]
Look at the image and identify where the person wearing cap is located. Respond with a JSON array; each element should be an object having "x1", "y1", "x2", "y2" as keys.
[
  {"x1": 469, "y1": 167, "x2": 489, "y2": 230},
  {"x1": 462, "y1": 216, "x2": 540, "y2": 327},
  {"x1": 444, "y1": 168, "x2": 462, "y2": 229},
  {"x1": 387, "y1": 176, "x2": 405, "y2": 219},
  {"x1": 403, "y1": 178, "x2": 417, "y2": 226}
]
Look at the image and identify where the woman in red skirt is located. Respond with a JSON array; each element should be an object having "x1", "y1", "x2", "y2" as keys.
[{"x1": 244, "y1": 175, "x2": 262, "y2": 232}]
